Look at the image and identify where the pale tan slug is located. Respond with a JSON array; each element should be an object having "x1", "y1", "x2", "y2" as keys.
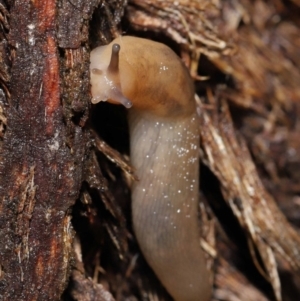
[{"x1": 90, "y1": 36, "x2": 212, "y2": 301}]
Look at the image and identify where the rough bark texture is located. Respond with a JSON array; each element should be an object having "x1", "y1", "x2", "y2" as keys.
[{"x1": 0, "y1": 0, "x2": 95, "y2": 300}]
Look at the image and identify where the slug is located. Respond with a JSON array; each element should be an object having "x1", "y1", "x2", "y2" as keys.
[{"x1": 90, "y1": 36, "x2": 212, "y2": 301}]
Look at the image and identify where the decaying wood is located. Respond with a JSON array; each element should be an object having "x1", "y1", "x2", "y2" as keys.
[
  {"x1": 213, "y1": 258, "x2": 269, "y2": 301},
  {"x1": 93, "y1": 132, "x2": 138, "y2": 182},
  {"x1": 127, "y1": 0, "x2": 229, "y2": 52},
  {"x1": 70, "y1": 270, "x2": 116, "y2": 301},
  {"x1": 68, "y1": 237, "x2": 116, "y2": 301},
  {"x1": 199, "y1": 99, "x2": 300, "y2": 301}
]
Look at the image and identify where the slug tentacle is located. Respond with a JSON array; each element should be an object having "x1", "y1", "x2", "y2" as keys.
[
  {"x1": 107, "y1": 44, "x2": 120, "y2": 75},
  {"x1": 90, "y1": 36, "x2": 212, "y2": 301}
]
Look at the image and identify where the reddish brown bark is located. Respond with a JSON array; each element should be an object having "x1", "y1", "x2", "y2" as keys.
[{"x1": 0, "y1": 0, "x2": 95, "y2": 300}]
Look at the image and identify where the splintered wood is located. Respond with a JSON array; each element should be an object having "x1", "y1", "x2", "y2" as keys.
[
  {"x1": 213, "y1": 259, "x2": 269, "y2": 301},
  {"x1": 127, "y1": 0, "x2": 233, "y2": 76},
  {"x1": 128, "y1": 0, "x2": 227, "y2": 52},
  {"x1": 198, "y1": 99, "x2": 300, "y2": 301}
]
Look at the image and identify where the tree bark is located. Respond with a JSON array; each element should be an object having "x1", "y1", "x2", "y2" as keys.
[{"x1": 0, "y1": 0, "x2": 98, "y2": 300}]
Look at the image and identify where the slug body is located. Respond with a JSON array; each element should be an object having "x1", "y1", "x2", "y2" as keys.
[{"x1": 90, "y1": 36, "x2": 211, "y2": 301}]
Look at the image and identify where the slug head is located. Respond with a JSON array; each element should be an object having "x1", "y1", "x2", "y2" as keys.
[
  {"x1": 90, "y1": 43, "x2": 132, "y2": 108},
  {"x1": 90, "y1": 36, "x2": 196, "y2": 118}
]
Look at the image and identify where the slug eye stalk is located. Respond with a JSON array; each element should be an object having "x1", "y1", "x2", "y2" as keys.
[{"x1": 107, "y1": 44, "x2": 120, "y2": 75}]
